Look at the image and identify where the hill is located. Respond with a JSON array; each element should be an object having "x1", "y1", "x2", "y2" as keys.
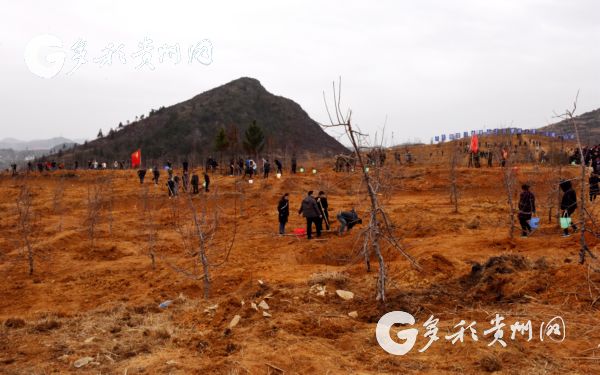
[
  {"x1": 58, "y1": 77, "x2": 347, "y2": 166},
  {"x1": 539, "y1": 107, "x2": 600, "y2": 144}
]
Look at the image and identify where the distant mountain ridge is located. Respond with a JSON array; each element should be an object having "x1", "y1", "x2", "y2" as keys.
[
  {"x1": 0, "y1": 137, "x2": 80, "y2": 170},
  {"x1": 0, "y1": 137, "x2": 77, "y2": 151}
]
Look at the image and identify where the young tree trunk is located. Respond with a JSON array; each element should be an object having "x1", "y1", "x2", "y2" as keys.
[
  {"x1": 450, "y1": 144, "x2": 459, "y2": 213},
  {"x1": 186, "y1": 193, "x2": 211, "y2": 298}
]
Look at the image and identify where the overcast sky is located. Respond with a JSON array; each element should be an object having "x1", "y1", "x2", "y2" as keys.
[{"x1": 1, "y1": 0, "x2": 599, "y2": 145}]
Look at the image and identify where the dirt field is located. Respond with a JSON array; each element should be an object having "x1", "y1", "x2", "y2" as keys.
[{"x1": 2, "y1": 145, "x2": 600, "y2": 374}]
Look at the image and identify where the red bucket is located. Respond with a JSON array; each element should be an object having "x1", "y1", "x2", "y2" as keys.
[{"x1": 292, "y1": 228, "x2": 306, "y2": 237}]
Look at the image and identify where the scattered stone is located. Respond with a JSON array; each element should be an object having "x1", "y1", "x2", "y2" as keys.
[
  {"x1": 228, "y1": 315, "x2": 241, "y2": 329},
  {"x1": 310, "y1": 284, "x2": 327, "y2": 297},
  {"x1": 348, "y1": 311, "x2": 358, "y2": 319},
  {"x1": 262, "y1": 311, "x2": 272, "y2": 318},
  {"x1": 73, "y1": 357, "x2": 94, "y2": 368},
  {"x1": 251, "y1": 302, "x2": 258, "y2": 311},
  {"x1": 166, "y1": 360, "x2": 177, "y2": 365},
  {"x1": 336, "y1": 290, "x2": 354, "y2": 301},
  {"x1": 241, "y1": 300, "x2": 245, "y2": 306},
  {"x1": 84, "y1": 337, "x2": 95, "y2": 344},
  {"x1": 258, "y1": 300, "x2": 270, "y2": 310},
  {"x1": 258, "y1": 280, "x2": 264, "y2": 285},
  {"x1": 204, "y1": 304, "x2": 219, "y2": 313},
  {"x1": 158, "y1": 300, "x2": 173, "y2": 309}
]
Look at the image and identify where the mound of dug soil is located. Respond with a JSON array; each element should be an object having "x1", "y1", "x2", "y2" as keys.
[{"x1": 461, "y1": 255, "x2": 550, "y2": 302}]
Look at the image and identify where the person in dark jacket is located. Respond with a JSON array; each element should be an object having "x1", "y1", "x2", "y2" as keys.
[
  {"x1": 167, "y1": 178, "x2": 176, "y2": 198},
  {"x1": 191, "y1": 174, "x2": 199, "y2": 194},
  {"x1": 137, "y1": 169, "x2": 147, "y2": 184},
  {"x1": 182, "y1": 172, "x2": 190, "y2": 192},
  {"x1": 316, "y1": 191, "x2": 330, "y2": 230},
  {"x1": 204, "y1": 173, "x2": 210, "y2": 192},
  {"x1": 152, "y1": 167, "x2": 160, "y2": 185},
  {"x1": 590, "y1": 174, "x2": 600, "y2": 202},
  {"x1": 337, "y1": 209, "x2": 362, "y2": 235},
  {"x1": 291, "y1": 155, "x2": 297, "y2": 174},
  {"x1": 275, "y1": 159, "x2": 283, "y2": 175},
  {"x1": 560, "y1": 179, "x2": 578, "y2": 237},
  {"x1": 263, "y1": 159, "x2": 271, "y2": 179},
  {"x1": 298, "y1": 191, "x2": 322, "y2": 239},
  {"x1": 173, "y1": 176, "x2": 180, "y2": 196},
  {"x1": 183, "y1": 160, "x2": 189, "y2": 173},
  {"x1": 277, "y1": 193, "x2": 290, "y2": 234},
  {"x1": 517, "y1": 184, "x2": 536, "y2": 237}
]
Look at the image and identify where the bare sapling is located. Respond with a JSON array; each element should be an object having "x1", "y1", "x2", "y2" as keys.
[
  {"x1": 141, "y1": 185, "x2": 157, "y2": 269},
  {"x1": 106, "y1": 175, "x2": 115, "y2": 235},
  {"x1": 85, "y1": 179, "x2": 103, "y2": 249},
  {"x1": 496, "y1": 135, "x2": 517, "y2": 239},
  {"x1": 52, "y1": 176, "x2": 66, "y2": 232},
  {"x1": 450, "y1": 142, "x2": 460, "y2": 213},
  {"x1": 555, "y1": 92, "x2": 596, "y2": 264},
  {"x1": 321, "y1": 77, "x2": 419, "y2": 302},
  {"x1": 15, "y1": 182, "x2": 36, "y2": 275},
  {"x1": 166, "y1": 187, "x2": 238, "y2": 299}
]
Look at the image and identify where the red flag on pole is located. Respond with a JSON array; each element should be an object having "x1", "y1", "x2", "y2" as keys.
[
  {"x1": 470, "y1": 135, "x2": 479, "y2": 153},
  {"x1": 131, "y1": 149, "x2": 141, "y2": 168}
]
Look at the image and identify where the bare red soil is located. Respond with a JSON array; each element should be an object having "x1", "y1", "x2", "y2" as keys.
[{"x1": 1, "y1": 144, "x2": 600, "y2": 374}]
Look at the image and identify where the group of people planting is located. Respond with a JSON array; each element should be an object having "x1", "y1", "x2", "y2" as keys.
[{"x1": 278, "y1": 191, "x2": 362, "y2": 239}]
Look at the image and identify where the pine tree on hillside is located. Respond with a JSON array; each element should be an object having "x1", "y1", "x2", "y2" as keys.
[
  {"x1": 243, "y1": 120, "x2": 265, "y2": 158},
  {"x1": 97, "y1": 129, "x2": 104, "y2": 138},
  {"x1": 215, "y1": 127, "x2": 229, "y2": 153},
  {"x1": 215, "y1": 127, "x2": 229, "y2": 168}
]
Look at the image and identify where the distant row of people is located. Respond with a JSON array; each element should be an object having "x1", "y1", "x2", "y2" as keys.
[{"x1": 136, "y1": 167, "x2": 210, "y2": 197}]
